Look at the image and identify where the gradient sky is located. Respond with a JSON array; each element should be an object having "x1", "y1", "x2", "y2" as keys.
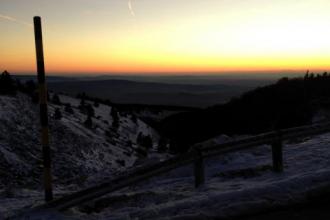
[{"x1": 1, "y1": 0, "x2": 330, "y2": 74}]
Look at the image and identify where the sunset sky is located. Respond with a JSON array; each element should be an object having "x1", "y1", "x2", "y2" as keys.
[{"x1": 1, "y1": 0, "x2": 330, "y2": 75}]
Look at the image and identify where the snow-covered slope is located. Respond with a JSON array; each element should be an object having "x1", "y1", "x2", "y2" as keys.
[
  {"x1": 5, "y1": 93, "x2": 330, "y2": 219},
  {"x1": 59, "y1": 132, "x2": 330, "y2": 220},
  {"x1": 0, "y1": 93, "x2": 163, "y2": 217}
]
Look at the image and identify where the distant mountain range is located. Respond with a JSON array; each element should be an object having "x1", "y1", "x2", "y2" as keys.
[
  {"x1": 47, "y1": 79, "x2": 252, "y2": 107},
  {"x1": 14, "y1": 74, "x2": 278, "y2": 107}
]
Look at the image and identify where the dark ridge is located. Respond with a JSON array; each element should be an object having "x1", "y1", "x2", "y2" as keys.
[{"x1": 159, "y1": 72, "x2": 330, "y2": 152}]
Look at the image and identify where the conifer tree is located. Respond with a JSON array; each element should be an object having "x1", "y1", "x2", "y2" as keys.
[
  {"x1": 0, "y1": 70, "x2": 16, "y2": 95},
  {"x1": 64, "y1": 103, "x2": 74, "y2": 114},
  {"x1": 54, "y1": 108, "x2": 62, "y2": 120},
  {"x1": 52, "y1": 94, "x2": 61, "y2": 105},
  {"x1": 84, "y1": 115, "x2": 93, "y2": 128},
  {"x1": 111, "y1": 107, "x2": 119, "y2": 129}
]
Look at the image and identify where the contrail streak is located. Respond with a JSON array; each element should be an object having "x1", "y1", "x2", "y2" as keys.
[
  {"x1": 128, "y1": 0, "x2": 135, "y2": 16},
  {"x1": 0, "y1": 13, "x2": 32, "y2": 28}
]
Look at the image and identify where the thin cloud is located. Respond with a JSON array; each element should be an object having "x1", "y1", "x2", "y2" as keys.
[
  {"x1": 128, "y1": 0, "x2": 135, "y2": 17},
  {"x1": 0, "y1": 13, "x2": 32, "y2": 28}
]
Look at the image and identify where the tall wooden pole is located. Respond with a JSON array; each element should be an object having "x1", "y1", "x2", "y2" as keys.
[{"x1": 33, "y1": 16, "x2": 53, "y2": 202}]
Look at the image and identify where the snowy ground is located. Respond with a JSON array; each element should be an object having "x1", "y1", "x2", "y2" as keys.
[
  {"x1": 0, "y1": 93, "x2": 163, "y2": 219},
  {"x1": 55, "y1": 132, "x2": 330, "y2": 219},
  {"x1": 3, "y1": 94, "x2": 330, "y2": 219}
]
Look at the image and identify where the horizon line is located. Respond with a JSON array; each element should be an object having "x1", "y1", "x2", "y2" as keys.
[{"x1": 6, "y1": 69, "x2": 319, "y2": 76}]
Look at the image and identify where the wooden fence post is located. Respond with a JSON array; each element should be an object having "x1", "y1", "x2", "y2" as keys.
[
  {"x1": 33, "y1": 16, "x2": 53, "y2": 202},
  {"x1": 193, "y1": 147, "x2": 205, "y2": 188},
  {"x1": 271, "y1": 132, "x2": 283, "y2": 172}
]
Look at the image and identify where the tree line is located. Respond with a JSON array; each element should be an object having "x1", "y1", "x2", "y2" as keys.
[{"x1": 160, "y1": 71, "x2": 330, "y2": 153}]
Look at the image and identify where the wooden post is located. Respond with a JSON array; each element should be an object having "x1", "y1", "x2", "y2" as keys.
[
  {"x1": 193, "y1": 147, "x2": 205, "y2": 188},
  {"x1": 33, "y1": 16, "x2": 53, "y2": 202},
  {"x1": 271, "y1": 133, "x2": 283, "y2": 172}
]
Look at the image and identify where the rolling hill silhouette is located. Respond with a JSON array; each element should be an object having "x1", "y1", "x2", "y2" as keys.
[
  {"x1": 160, "y1": 73, "x2": 330, "y2": 152},
  {"x1": 48, "y1": 79, "x2": 251, "y2": 107}
]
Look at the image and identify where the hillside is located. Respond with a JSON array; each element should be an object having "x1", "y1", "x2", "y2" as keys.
[
  {"x1": 0, "y1": 92, "x2": 165, "y2": 217},
  {"x1": 159, "y1": 74, "x2": 330, "y2": 152},
  {"x1": 15, "y1": 130, "x2": 330, "y2": 219},
  {"x1": 3, "y1": 73, "x2": 330, "y2": 219}
]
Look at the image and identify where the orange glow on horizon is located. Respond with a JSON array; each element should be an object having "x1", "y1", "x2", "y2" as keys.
[
  {"x1": 2, "y1": 0, "x2": 330, "y2": 75},
  {"x1": 7, "y1": 51, "x2": 330, "y2": 75}
]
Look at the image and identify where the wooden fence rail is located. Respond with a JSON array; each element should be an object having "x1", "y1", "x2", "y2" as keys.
[{"x1": 29, "y1": 121, "x2": 330, "y2": 213}]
